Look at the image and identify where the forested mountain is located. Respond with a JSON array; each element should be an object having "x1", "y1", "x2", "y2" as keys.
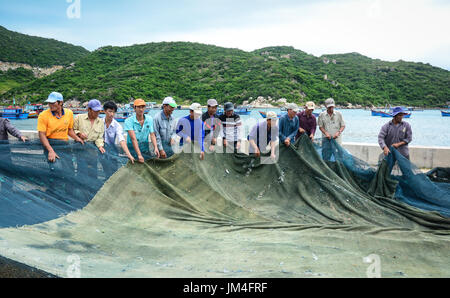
[
  {"x1": 2, "y1": 37, "x2": 448, "y2": 107},
  {"x1": 0, "y1": 25, "x2": 89, "y2": 67}
]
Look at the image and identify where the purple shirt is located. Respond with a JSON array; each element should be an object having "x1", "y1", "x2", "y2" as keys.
[{"x1": 295, "y1": 111, "x2": 317, "y2": 140}]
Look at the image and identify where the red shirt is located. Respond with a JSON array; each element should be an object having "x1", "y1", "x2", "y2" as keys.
[{"x1": 295, "y1": 111, "x2": 317, "y2": 139}]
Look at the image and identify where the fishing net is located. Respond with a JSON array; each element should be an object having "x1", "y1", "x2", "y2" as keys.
[
  {"x1": 0, "y1": 136, "x2": 449, "y2": 277},
  {"x1": 0, "y1": 140, "x2": 129, "y2": 228}
]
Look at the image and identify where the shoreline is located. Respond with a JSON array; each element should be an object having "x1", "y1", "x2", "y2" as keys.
[{"x1": 1, "y1": 103, "x2": 447, "y2": 110}]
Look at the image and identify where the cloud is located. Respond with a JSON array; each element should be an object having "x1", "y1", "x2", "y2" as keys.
[
  {"x1": 9, "y1": 0, "x2": 450, "y2": 69},
  {"x1": 151, "y1": 0, "x2": 450, "y2": 69}
]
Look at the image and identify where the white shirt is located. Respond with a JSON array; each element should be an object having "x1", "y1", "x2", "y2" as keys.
[{"x1": 104, "y1": 118, "x2": 125, "y2": 145}]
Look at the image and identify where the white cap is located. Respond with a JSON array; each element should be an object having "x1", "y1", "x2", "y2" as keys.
[
  {"x1": 324, "y1": 98, "x2": 335, "y2": 108},
  {"x1": 285, "y1": 103, "x2": 299, "y2": 112},
  {"x1": 162, "y1": 96, "x2": 177, "y2": 107},
  {"x1": 266, "y1": 111, "x2": 278, "y2": 120},
  {"x1": 189, "y1": 103, "x2": 203, "y2": 115},
  {"x1": 305, "y1": 101, "x2": 315, "y2": 110},
  {"x1": 207, "y1": 99, "x2": 218, "y2": 107}
]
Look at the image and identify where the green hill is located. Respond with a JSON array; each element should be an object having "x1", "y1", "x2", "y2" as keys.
[
  {"x1": 2, "y1": 42, "x2": 449, "y2": 107},
  {"x1": 0, "y1": 68, "x2": 35, "y2": 95},
  {"x1": 0, "y1": 25, "x2": 89, "y2": 67}
]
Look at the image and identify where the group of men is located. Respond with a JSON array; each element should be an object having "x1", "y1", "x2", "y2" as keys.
[
  {"x1": 0, "y1": 92, "x2": 413, "y2": 165},
  {"x1": 277, "y1": 98, "x2": 346, "y2": 160}
]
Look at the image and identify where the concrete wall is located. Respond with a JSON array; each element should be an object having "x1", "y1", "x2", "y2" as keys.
[
  {"x1": 15, "y1": 130, "x2": 450, "y2": 168},
  {"x1": 341, "y1": 142, "x2": 450, "y2": 168}
]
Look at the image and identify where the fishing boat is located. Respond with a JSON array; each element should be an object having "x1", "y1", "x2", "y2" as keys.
[
  {"x1": 99, "y1": 110, "x2": 132, "y2": 123},
  {"x1": 24, "y1": 104, "x2": 44, "y2": 118},
  {"x1": 72, "y1": 108, "x2": 86, "y2": 115},
  {"x1": 372, "y1": 103, "x2": 411, "y2": 118},
  {"x1": 407, "y1": 107, "x2": 424, "y2": 112},
  {"x1": 371, "y1": 101, "x2": 392, "y2": 116},
  {"x1": 235, "y1": 106, "x2": 252, "y2": 115},
  {"x1": 0, "y1": 107, "x2": 29, "y2": 119},
  {"x1": 379, "y1": 108, "x2": 411, "y2": 118},
  {"x1": 371, "y1": 109, "x2": 384, "y2": 116},
  {"x1": 441, "y1": 110, "x2": 450, "y2": 117},
  {"x1": 112, "y1": 112, "x2": 129, "y2": 122},
  {"x1": 259, "y1": 111, "x2": 283, "y2": 118},
  {"x1": 259, "y1": 110, "x2": 320, "y2": 118}
]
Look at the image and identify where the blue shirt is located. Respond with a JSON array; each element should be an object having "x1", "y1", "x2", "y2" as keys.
[
  {"x1": 124, "y1": 114, "x2": 154, "y2": 153},
  {"x1": 176, "y1": 115, "x2": 205, "y2": 152},
  {"x1": 279, "y1": 113, "x2": 299, "y2": 142},
  {"x1": 153, "y1": 111, "x2": 177, "y2": 150}
]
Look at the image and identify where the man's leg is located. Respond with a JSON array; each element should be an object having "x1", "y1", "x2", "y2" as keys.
[{"x1": 321, "y1": 138, "x2": 333, "y2": 161}]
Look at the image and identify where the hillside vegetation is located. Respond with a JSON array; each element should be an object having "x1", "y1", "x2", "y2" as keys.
[
  {"x1": 2, "y1": 41, "x2": 449, "y2": 107},
  {"x1": 0, "y1": 25, "x2": 89, "y2": 67}
]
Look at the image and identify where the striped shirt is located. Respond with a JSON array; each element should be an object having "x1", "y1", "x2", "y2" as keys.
[{"x1": 218, "y1": 113, "x2": 242, "y2": 142}]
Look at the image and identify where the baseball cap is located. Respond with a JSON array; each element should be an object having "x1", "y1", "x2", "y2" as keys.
[
  {"x1": 87, "y1": 99, "x2": 102, "y2": 111},
  {"x1": 285, "y1": 103, "x2": 299, "y2": 112},
  {"x1": 266, "y1": 111, "x2": 278, "y2": 120},
  {"x1": 189, "y1": 103, "x2": 203, "y2": 115},
  {"x1": 305, "y1": 101, "x2": 315, "y2": 110},
  {"x1": 207, "y1": 99, "x2": 218, "y2": 107},
  {"x1": 162, "y1": 96, "x2": 177, "y2": 108},
  {"x1": 134, "y1": 98, "x2": 146, "y2": 107},
  {"x1": 324, "y1": 98, "x2": 335, "y2": 108},
  {"x1": 46, "y1": 92, "x2": 63, "y2": 103},
  {"x1": 224, "y1": 102, "x2": 234, "y2": 112}
]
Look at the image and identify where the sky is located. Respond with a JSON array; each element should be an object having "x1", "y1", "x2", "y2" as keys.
[{"x1": 1, "y1": 0, "x2": 449, "y2": 70}]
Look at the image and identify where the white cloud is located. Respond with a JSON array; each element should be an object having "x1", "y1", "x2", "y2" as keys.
[
  {"x1": 153, "y1": 0, "x2": 450, "y2": 69},
  {"x1": 15, "y1": 0, "x2": 450, "y2": 69}
]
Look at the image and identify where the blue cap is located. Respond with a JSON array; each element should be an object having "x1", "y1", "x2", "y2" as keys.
[
  {"x1": 88, "y1": 99, "x2": 102, "y2": 111},
  {"x1": 391, "y1": 106, "x2": 408, "y2": 117},
  {"x1": 46, "y1": 92, "x2": 63, "y2": 103}
]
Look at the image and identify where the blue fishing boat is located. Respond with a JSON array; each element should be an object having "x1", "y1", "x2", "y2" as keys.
[
  {"x1": 371, "y1": 109, "x2": 383, "y2": 116},
  {"x1": 235, "y1": 106, "x2": 252, "y2": 115},
  {"x1": 112, "y1": 111, "x2": 132, "y2": 122},
  {"x1": 441, "y1": 110, "x2": 450, "y2": 117},
  {"x1": 379, "y1": 108, "x2": 411, "y2": 118},
  {"x1": 99, "y1": 110, "x2": 132, "y2": 122},
  {"x1": 372, "y1": 103, "x2": 411, "y2": 118},
  {"x1": 0, "y1": 107, "x2": 29, "y2": 119}
]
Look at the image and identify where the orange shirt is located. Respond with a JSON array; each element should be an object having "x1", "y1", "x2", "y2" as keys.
[{"x1": 37, "y1": 108, "x2": 74, "y2": 140}]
